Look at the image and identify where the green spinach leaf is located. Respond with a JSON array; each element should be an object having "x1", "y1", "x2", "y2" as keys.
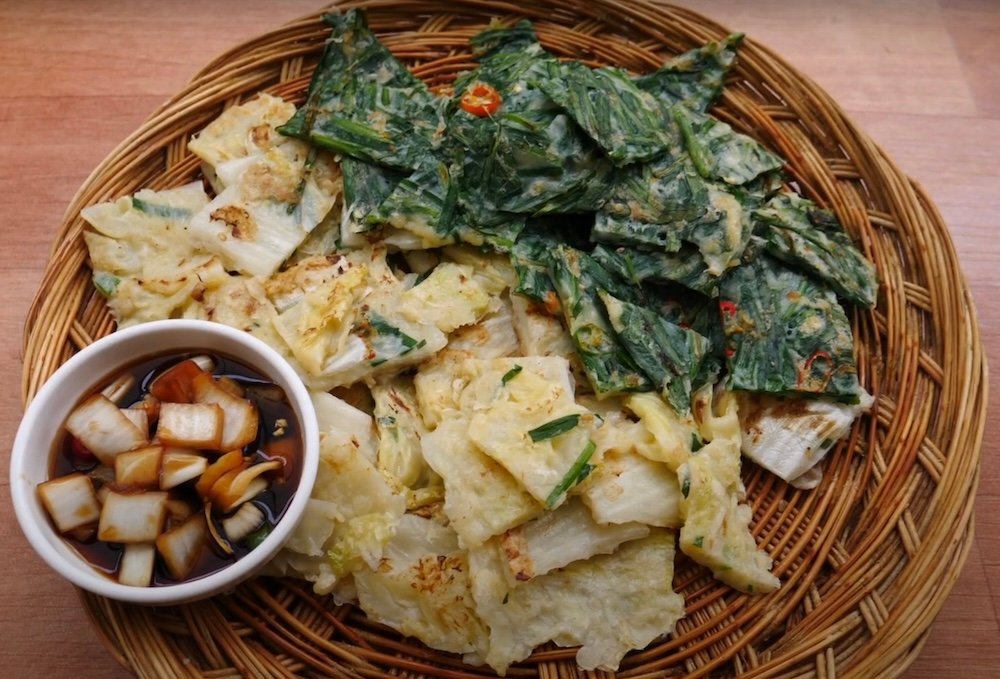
[
  {"x1": 719, "y1": 238, "x2": 864, "y2": 402},
  {"x1": 754, "y1": 192, "x2": 878, "y2": 308}
]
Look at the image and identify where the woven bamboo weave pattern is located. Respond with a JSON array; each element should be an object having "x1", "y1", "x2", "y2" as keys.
[{"x1": 20, "y1": 1, "x2": 986, "y2": 677}]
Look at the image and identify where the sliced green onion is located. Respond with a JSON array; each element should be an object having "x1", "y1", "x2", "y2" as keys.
[
  {"x1": 414, "y1": 267, "x2": 435, "y2": 285},
  {"x1": 244, "y1": 523, "x2": 274, "y2": 549},
  {"x1": 131, "y1": 196, "x2": 192, "y2": 220},
  {"x1": 369, "y1": 313, "x2": 424, "y2": 349},
  {"x1": 93, "y1": 272, "x2": 120, "y2": 297},
  {"x1": 528, "y1": 414, "x2": 581, "y2": 442},
  {"x1": 501, "y1": 365, "x2": 523, "y2": 385},
  {"x1": 545, "y1": 440, "x2": 597, "y2": 508},
  {"x1": 673, "y1": 107, "x2": 713, "y2": 179}
]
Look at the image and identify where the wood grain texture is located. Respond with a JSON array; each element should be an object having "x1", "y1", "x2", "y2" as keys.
[{"x1": 1, "y1": 1, "x2": 995, "y2": 677}]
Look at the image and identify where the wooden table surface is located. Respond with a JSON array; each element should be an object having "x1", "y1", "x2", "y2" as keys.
[{"x1": 1, "y1": 1, "x2": 997, "y2": 676}]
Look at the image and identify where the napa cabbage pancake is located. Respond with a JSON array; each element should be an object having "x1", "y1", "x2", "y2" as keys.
[
  {"x1": 469, "y1": 530, "x2": 685, "y2": 674},
  {"x1": 187, "y1": 94, "x2": 341, "y2": 277},
  {"x1": 82, "y1": 182, "x2": 223, "y2": 325},
  {"x1": 77, "y1": 12, "x2": 884, "y2": 672}
]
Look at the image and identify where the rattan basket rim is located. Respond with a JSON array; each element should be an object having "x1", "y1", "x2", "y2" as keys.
[{"x1": 21, "y1": 1, "x2": 987, "y2": 677}]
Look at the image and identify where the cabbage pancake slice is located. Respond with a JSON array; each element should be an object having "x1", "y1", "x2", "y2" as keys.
[
  {"x1": 580, "y1": 411, "x2": 683, "y2": 527},
  {"x1": 268, "y1": 392, "x2": 404, "y2": 594},
  {"x1": 271, "y1": 260, "x2": 369, "y2": 378},
  {"x1": 372, "y1": 376, "x2": 432, "y2": 489},
  {"x1": 354, "y1": 515, "x2": 489, "y2": 660},
  {"x1": 311, "y1": 390, "x2": 378, "y2": 463},
  {"x1": 416, "y1": 356, "x2": 585, "y2": 546},
  {"x1": 188, "y1": 93, "x2": 299, "y2": 193},
  {"x1": 371, "y1": 375, "x2": 447, "y2": 514},
  {"x1": 624, "y1": 392, "x2": 698, "y2": 470},
  {"x1": 399, "y1": 262, "x2": 491, "y2": 334},
  {"x1": 412, "y1": 350, "x2": 473, "y2": 430},
  {"x1": 447, "y1": 297, "x2": 521, "y2": 360},
  {"x1": 313, "y1": 419, "x2": 405, "y2": 580},
  {"x1": 677, "y1": 388, "x2": 780, "y2": 593},
  {"x1": 735, "y1": 389, "x2": 873, "y2": 488},
  {"x1": 509, "y1": 294, "x2": 577, "y2": 363},
  {"x1": 465, "y1": 358, "x2": 597, "y2": 507},
  {"x1": 622, "y1": 390, "x2": 777, "y2": 591},
  {"x1": 421, "y1": 418, "x2": 542, "y2": 548},
  {"x1": 185, "y1": 94, "x2": 341, "y2": 277},
  {"x1": 412, "y1": 353, "x2": 572, "y2": 430},
  {"x1": 469, "y1": 530, "x2": 685, "y2": 674},
  {"x1": 82, "y1": 181, "x2": 224, "y2": 326},
  {"x1": 495, "y1": 498, "x2": 648, "y2": 583},
  {"x1": 270, "y1": 248, "x2": 492, "y2": 390}
]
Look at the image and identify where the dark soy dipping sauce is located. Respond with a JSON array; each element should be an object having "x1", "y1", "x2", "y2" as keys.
[{"x1": 50, "y1": 351, "x2": 302, "y2": 586}]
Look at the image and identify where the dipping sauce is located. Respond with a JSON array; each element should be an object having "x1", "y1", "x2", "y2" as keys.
[{"x1": 39, "y1": 351, "x2": 302, "y2": 587}]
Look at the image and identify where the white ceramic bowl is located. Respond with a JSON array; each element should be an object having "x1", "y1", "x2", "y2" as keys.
[{"x1": 10, "y1": 319, "x2": 318, "y2": 605}]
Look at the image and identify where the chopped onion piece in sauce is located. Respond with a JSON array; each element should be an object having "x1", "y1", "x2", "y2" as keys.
[{"x1": 222, "y1": 503, "x2": 266, "y2": 543}]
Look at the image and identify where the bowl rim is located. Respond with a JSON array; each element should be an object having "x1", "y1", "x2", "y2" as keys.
[{"x1": 10, "y1": 318, "x2": 319, "y2": 605}]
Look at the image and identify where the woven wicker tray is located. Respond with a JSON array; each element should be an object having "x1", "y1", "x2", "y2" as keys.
[{"x1": 22, "y1": 1, "x2": 987, "y2": 677}]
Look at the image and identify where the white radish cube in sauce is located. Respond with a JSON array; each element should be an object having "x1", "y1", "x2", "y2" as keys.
[
  {"x1": 114, "y1": 446, "x2": 163, "y2": 489},
  {"x1": 98, "y1": 491, "x2": 168, "y2": 543},
  {"x1": 65, "y1": 394, "x2": 147, "y2": 465},
  {"x1": 160, "y1": 450, "x2": 208, "y2": 490},
  {"x1": 118, "y1": 543, "x2": 156, "y2": 587},
  {"x1": 156, "y1": 514, "x2": 208, "y2": 580},
  {"x1": 192, "y1": 374, "x2": 259, "y2": 450},
  {"x1": 38, "y1": 473, "x2": 102, "y2": 533},
  {"x1": 119, "y1": 408, "x2": 150, "y2": 438},
  {"x1": 156, "y1": 402, "x2": 224, "y2": 449}
]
